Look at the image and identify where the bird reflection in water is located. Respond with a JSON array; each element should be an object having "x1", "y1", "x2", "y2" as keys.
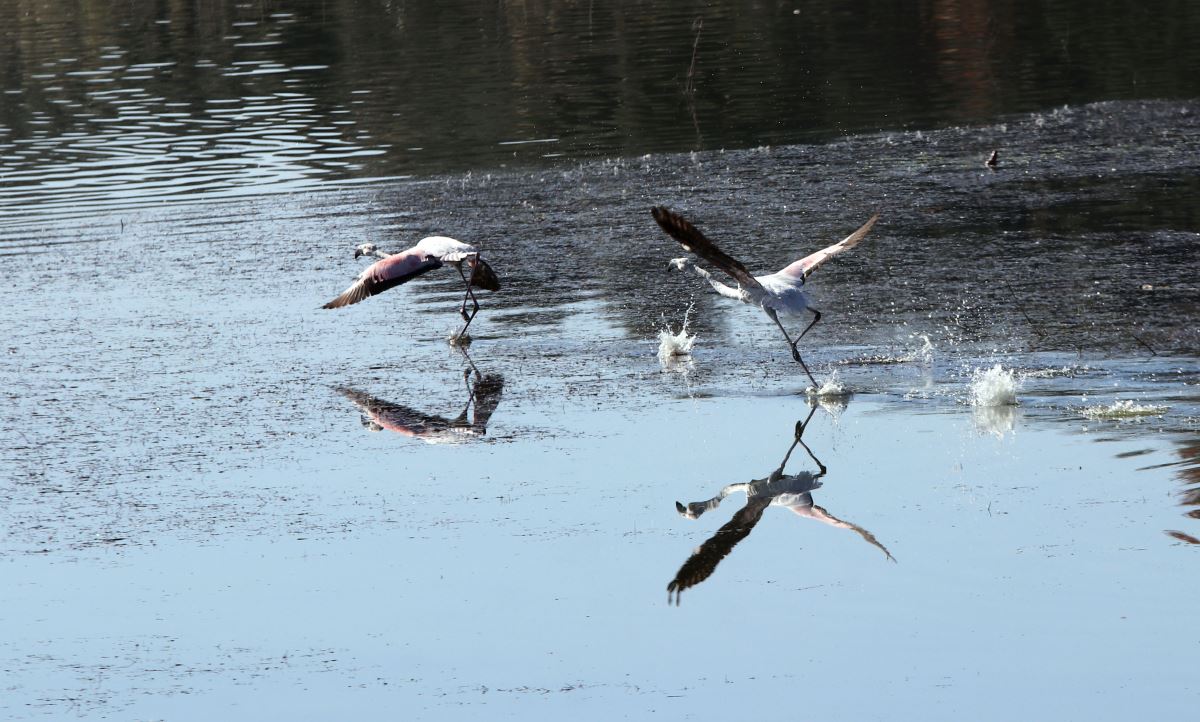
[
  {"x1": 336, "y1": 357, "x2": 503, "y2": 444},
  {"x1": 667, "y1": 405, "x2": 894, "y2": 605},
  {"x1": 1165, "y1": 438, "x2": 1200, "y2": 545}
]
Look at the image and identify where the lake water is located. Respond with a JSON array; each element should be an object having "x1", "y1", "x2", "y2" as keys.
[{"x1": 1, "y1": 1, "x2": 1198, "y2": 720}]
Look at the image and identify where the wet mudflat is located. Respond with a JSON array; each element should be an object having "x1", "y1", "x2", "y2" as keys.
[{"x1": 1, "y1": 96, "x2": 1198, "y2": 719}]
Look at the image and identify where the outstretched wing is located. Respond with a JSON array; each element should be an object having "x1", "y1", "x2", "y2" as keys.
[
  {"x1": 651, "y1": 206, "x2": 762, "y2": 290},
  {"x1": 666, "y1": 498, "x2": 770, "y2": 605},
  {"x1": 780, "y1": 213, "x2": 879, "y2": 280},
  {"x1": 805, "y1": 502, "x2": 896, "y2": 562},
  {"x1": 322, "y1": 251, "x2": 442, "y2": 309},
  {"x1": 335, "y1": 387, "x2": 450, "y2": 436}
]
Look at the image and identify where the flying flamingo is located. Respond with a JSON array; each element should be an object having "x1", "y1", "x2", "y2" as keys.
[
  {"x1": 651, "y1": 207, "x2": 878, "y2": 385},
  {"x1": 322, "y1": 236, "x2": 500, "y2": 343},
  {"x1": 666, "y1": 407, "x2": 894, "y2": 605}
]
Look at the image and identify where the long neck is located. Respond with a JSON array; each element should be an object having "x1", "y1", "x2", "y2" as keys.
[
  {"x1": 680, "y1": 482, "x2": 747, "y2": 519},
  {"x1": 680, "y1": 259, "x2": 744, "y2": 300}
]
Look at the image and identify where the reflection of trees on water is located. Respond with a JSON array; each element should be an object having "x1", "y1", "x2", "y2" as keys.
[
  {"x1": 4, "y1": 0, "x2": 1200, "y2": 178},
  {"x1": 1165, "y1": 439, "x2": 1200, "y2": 545},
  {"x1": 667, "y1": 406, "x2": 894, "y2": 605}
]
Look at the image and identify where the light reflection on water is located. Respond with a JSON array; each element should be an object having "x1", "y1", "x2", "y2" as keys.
[
  {"x1": 0, "y1": 9, "x2": 385, "y2": 218},
  {"x1": 3, "y1": 0, "x2": 1200, "y2": 218}
]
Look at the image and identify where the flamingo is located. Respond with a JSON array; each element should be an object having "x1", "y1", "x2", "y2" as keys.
[
  {"x1": 651, "y1": 207, "x2": 879, "y2": 385},
  {"x1": 666, "y1": 407, "x2": 894, "y2": 605},
  {"x1": 322, "y1": 236, "x2": 500, "y2": 343}
]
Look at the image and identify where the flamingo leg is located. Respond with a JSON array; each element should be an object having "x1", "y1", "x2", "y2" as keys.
[
  {"x1": 456, "y1": 344, "x2": 481, "y2": 378},
  {"x1": 797, "y1": 307, "x2": 822, "y2": 340},
  {"x1": 453, "y1": 259, "x2": 482, "y2": 341},
  {"x1": 793, "y1": 404, "x2": 818, "y2": 441},
  {"x1": 774, "y1": 405, "x2": 818, "y2": 476},
  {"x1": 796, "y1": 435, "x2": 826, "y2": 478},
  {"x1": 766, "y1": 308, "x2": 818, "y2": 387}
]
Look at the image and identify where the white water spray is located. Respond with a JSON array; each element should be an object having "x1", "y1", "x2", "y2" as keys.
[
  {"x1": 1081, "y1": 399, "x2": 1168, "y2": 419},
  {"x1": 970, "y1": 364, "x2": 1019, "y2": 407},
  {"x1": 657, "y1": 304, "x2": 696, "y2": 364},
  {"x1": 806, "y1": 369, "x2": 851, "y2": 398}
]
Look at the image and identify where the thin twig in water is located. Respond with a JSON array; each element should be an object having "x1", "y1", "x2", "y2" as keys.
[
  {"x1": 684, "y1": 18, "x2": 703, "y2": 98},
  {"x1": 1130, "y1": 331, "x2": 1159, "y2": 356},
  {"x1": 1003, "y1": 280, "x2": 1047, "y2": 340}
]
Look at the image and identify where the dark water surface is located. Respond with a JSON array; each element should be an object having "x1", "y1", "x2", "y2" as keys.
[
  {"x1": 4, "y1": 0, "x2": 1200, "y2": 214},
  {"x1": 2, "y1": 1, "x2": 1199, "y2": 719}
]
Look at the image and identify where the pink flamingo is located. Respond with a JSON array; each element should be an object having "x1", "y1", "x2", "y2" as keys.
[
  {"x1": 323, "y1": 236, "x2": 499, "y2": 343},
  {"x1": 651, "y1": 207, "x2": 879, "y2": 385}
]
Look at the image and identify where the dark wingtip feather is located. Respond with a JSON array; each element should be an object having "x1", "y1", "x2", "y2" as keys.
[
  {"x1": 471, "y1": 259, "x2": 501, "y2": 292},
  {"x1": 650, "y1": 205, "x2": 758, "y2": 288}
]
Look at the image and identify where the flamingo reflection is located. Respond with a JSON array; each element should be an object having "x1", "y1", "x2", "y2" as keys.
[
  {"x1": 336, "y1": 367, "x2": 503, "y2": 444},
  {"x1": 668, "y1": 406, "x2": 894, "y2": 605}
]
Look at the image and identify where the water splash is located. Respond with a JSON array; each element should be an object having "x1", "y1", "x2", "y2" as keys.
[
  {"x1": 1081, "y1": 399, "x2": 1169, "y2": 419},
  {"x1": 657, "y1": 304, "x2": 696, "y2": 364},
  {"x1": 807, "y1": 370, "x2": 851, "y2": 398},
  {"x1": 970, "y1": 364, "x2": 1019, "y2": 407},
  {"x1": 906, "y1": 334, "x2": 935, "y2": 365}
]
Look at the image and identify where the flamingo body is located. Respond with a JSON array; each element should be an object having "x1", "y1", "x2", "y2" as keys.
[
  {"x1": 322, "y1": 249, "x2": 441, "y2": 309},
  {"x1": 652, "y1": 206, "x2": 878, "y2": 383},
  {"x1": 322, "y1": 235, "x2": 499, "y2": 341}
]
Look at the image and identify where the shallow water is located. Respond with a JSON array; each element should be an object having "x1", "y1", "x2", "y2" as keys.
[
  {"x1": 3, "y1": 111, "x2": 1198, "y2": 715},
  {"x1": 2, "y1": 1, "x2": 1200, "y2": 719}
]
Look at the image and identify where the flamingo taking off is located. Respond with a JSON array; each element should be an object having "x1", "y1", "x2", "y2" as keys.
[
  {"x1": 651, "y1": 207, "x2": 879, "y2": 385},
  {"x1": 322, "y1": 236, "x2": 500, "y2": 343}
]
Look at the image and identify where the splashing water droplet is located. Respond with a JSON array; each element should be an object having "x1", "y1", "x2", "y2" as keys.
[
  {"x1": 970, "y1": 364, "x2": 1019, "y2": 407},
  {"x1": 657, "y1": 304, "x2": 696, "y2": 364},
  {"x1": 1081, "y1": 399, "x2": 1168, "y2": 419}
]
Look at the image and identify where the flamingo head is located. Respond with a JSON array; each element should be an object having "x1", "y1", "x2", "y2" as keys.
[
  {"x1": 353, "y1": 243, "x2": 379, "y2": 259},
  {"x1": 469, "y1": 257, "x2": 501, "y2": 291},
  {"x1": 667, "y1": 257, "x2": 691, "y2": 272},
  {"x1": 358, "y1": 415, "x2": 384, "y2": 432}
]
